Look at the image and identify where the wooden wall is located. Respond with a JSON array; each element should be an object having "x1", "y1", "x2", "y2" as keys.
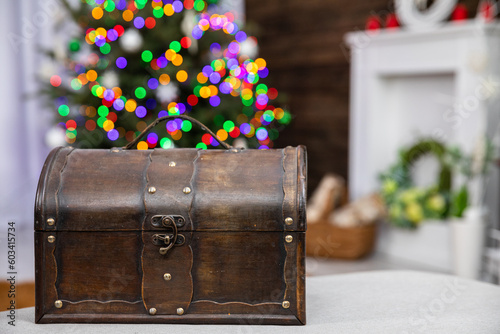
[{"x1": 246, "y1": 0, "x2": 480, "y2": 194}]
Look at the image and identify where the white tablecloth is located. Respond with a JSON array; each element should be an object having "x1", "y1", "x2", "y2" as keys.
[{"x1": 2, "y1": 270, "x2": 500, "y2": 333}]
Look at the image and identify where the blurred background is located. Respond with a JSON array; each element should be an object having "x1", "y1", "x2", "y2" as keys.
[{"x1": 2, "y1": 0, "x2": 500, "y2": 310}]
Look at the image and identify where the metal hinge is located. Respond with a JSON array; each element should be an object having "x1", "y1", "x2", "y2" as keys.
[{"x1": 151, "y1": 215, "x2": 185, "y2": 228}]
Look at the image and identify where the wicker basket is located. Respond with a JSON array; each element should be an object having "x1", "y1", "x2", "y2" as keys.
[{"x1": 306, "y1": 221, "x2": 377, "y2": 260}]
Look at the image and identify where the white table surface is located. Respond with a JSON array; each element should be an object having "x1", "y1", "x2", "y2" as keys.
[{"x1": 2, "y1": 270, "x2": 500, "y2": 333}]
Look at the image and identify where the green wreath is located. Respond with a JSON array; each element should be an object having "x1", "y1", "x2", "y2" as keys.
[{"x1": 379, "y1": 139, "x2": 456, "y2": 229}]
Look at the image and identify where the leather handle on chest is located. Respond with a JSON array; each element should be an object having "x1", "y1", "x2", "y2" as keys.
[{"x1": 122, "y1": 114, "x2": 233, "y2": 150}]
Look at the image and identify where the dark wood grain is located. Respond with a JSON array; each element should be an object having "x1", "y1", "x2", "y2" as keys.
[
  {"x1": 57, "y1": 149, "x2": 150, "y2": 231},
  {"x1": 191, "y1": 149, "x2": 286, "y2": 231},
  {"x1": 36, "y1": 230, "x2": 305, "y2": 324},
  {"x1": 295, "y1": 232, "x2": 306, "y2": 324},
  {"x1": 54, "y1": 231, "x2": 143, "y2": 303},
  {"x1": 190, "y1": 232, "x2": 286, "y2": 304},
  {"x1": 34, "y1": 232, "x2": 44, "y2": 322}
]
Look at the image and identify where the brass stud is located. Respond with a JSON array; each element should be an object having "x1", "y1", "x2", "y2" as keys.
[
  {"x1": 54, "y1": 300, "x2": 63, "y2": 308},
  {"x1": 285, "y1": 235, "x2": 293, "y2": 243},
  {"x1": 47, "y1": 218, "x2": 55, "y2": 226},
  {"x1": 177, "y1": 307, "x2": 184, "y2": 315},
  {"x1": 148, "y1": 187, "x2": 156, "y2": 194},
  {"x1": 282, "y1": 301, "x2": 290, "y2": 309},
  {"x1": 149, "y1": 308, "x2": 157, "y2": 315},
  {"x1": 183, "y1": 187, "x2": 191, "y2": 194},
  {"x1": 285, "y1": 217, "x2": 293, "y2": 225},
  {"x1": 169, "y1": 161, "x2": 176, "y2": 167},
  {"x1": 164, "y1": 273, "x2": 172, "y2": 281},
  {"x1": 48, "y1": 235, "x2": 56, "y2": 243}
]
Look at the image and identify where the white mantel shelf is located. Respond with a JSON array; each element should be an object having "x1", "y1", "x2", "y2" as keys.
[
  {"x1": 345, "y1": 20, "x2": 500, "y2": 270},
  {"x1": 346, "y1": 21, "x2": 500, "y2": 77},
  {"x1": 346, "y1": 21, "x2": 500, "y2": 46}
]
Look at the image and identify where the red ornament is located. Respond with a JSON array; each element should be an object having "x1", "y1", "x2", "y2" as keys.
[
  {"x1": 478, "y1": 1, "x2": 496, "y2": 22},
  {"x1": 229, "y1": 127, "x2": 240, "y2": 138},
  {"x1": 187, "y1": 94, "x2": 198, "y2": 106},
  {"x1": 183, "y1": 0, "x2": 194, "y2": 10},
  {"x1": 150, "y1": 59, "x2": 160, "y2": 71},
  {"x1": 66, "y1": 120, "x2": 77, "y2": 130},
  {"x1": 113, "y1": 25, "x2": 124, "y2": 37},
  {"x1": 145, "y1": 17, "x2": 156, "y2": 29},
  {"x1": 107, "y1": 112, "x2": 118, "y2": 123},
  {"x1": 85, "y1": 120, "x2": 96, "y2": 132},
  {"x1": 50, "y1": 75, "x2": 62, "y2": 87},
  {"x1": 385, "y1": 13, "x2": 399, "y2": 28},
  {"x1": 180, "y1": 36, "x2": 192, "y2": 49},
  {"x1": 451, "y1": 4, "x2": 468, "y2": 21},
  {"x1": 102, "y1": 99, "x2": 114, "y2": 108},
  {"x1": 366, "y1": 15, "x2": 381, "y2": 31}
]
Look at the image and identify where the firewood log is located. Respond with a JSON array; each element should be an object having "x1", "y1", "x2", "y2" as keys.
[
  {"x1": 307, "y1": 174, "x2": 345, "y2": 224},
  {"x1": 329, "y1": 193, "x2": 386, "y2": 228}
]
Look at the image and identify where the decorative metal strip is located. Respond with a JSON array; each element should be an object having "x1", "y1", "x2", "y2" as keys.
[
  {"x1": 50, "y1": 239, "x2": 59, "y2": 302},
  {"x1": 282, "y1": 233, "x2": 295, "y2": 313},
  {"x1": 188, "y1": 149, "x2": 202, "y2": 231},
  {"x1": 191, "y1": 300, "x2": 281, "y2": 307},
  {"x1": 183, "y1": 150, "x2": 202, "y2": 313},
  {"x1": 297, "y1": 146, "x2": 307, "y2": 231},
  {"x1": 282, "y1": 147, "x2": 298, "y2": 231},
  {"x1": 61, "y1": 299, "x2": 142, "y2": 305},
  {"x1": 141, "y1": 150, "x2": 154, "y2": 312},
  {"x1": 141, "y1": 150, "x2": 154, "y2": 230},
  {"x1": 49, "y1": 147, "x2": 74, "y2": 230}
]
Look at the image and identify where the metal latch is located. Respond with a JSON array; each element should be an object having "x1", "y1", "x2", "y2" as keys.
[{"x1": 151, "y1": 215, "x2": 185, "y2": 256}]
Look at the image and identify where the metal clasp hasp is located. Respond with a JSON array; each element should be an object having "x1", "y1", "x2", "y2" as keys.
[{"x1": 151, "y1": 215, "x2": 185, "y2": 256}]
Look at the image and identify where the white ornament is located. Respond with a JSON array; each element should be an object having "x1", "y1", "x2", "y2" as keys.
[
  {"x1": 45, "y1": 126, "x2": 67, "y2": 148},
  {"x1": 38, "y1": 61, "x2": 57, "y2": 81},
  {"x1": 395, "y1": 0, "x2": 458, "y2": 31},
  {"x1": 75, "y1": 44, "x2": 93, "y2": 65},
  {"x1": 233, "y1": 138, "x2": 248, "y2": 149},
  {"x1": 217, "y1": 0, "x2": 245, "y2": 23},
  {"x1": 53, "y1": 37, "x2": 67, "y2": 62},
  {"x1": 240, "y1": 37, "x2": 258, "y2": 59},
  {"x1": 53, "y1": 7, "x2": 67, "y2": 25},
  {"x1": 181, "y1": 11, "x2": 198, "y2": 54},
  {"x1": 119, "y1": 29, "x2": 143, "y2": 53},
  {"x1": 156, "y1": 83, "x2": 179, "y2": 103},
  {"x1": 101, "y1": 70, "x2": 119, "y2": 88}
]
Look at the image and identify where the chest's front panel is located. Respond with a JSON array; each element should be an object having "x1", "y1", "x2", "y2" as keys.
[{"x1": 36, "y1": 230, "x2": 304, "y2": 324}]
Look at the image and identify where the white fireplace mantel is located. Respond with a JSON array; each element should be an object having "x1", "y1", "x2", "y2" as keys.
[
  {"x1": 346, "y1": 21, "x2": 500, "y2": 227},
  {"x1": 345, "y1": 21, "x2": 500, "y2": 271}
]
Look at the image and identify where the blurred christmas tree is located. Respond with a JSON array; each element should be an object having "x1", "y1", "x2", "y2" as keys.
[{"x1": 41, "y1": 0, "x2": 291, "y2": 150}]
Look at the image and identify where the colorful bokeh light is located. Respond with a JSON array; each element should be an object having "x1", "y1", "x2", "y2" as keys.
[{"x1": 52, "y1": 0, "x2": 291, "y2": 149}]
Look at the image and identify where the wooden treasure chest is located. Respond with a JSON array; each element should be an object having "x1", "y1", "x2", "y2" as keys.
[{"x1": 34, "y1": 116, "x2": 307, "y2": 325}]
